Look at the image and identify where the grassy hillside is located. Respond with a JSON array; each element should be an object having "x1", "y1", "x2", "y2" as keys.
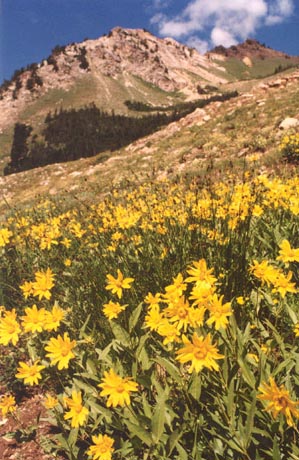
[
  {"x1": 214, "y1": 56, "x2": 299, "y2": 81},
  {"x1": 0, "y1": 71, "x2": 298, "y2": 217}
]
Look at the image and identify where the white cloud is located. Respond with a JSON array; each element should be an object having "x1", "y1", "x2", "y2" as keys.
[
  {"x1": 186, "y1": 36, "x2": 209, "y2": 54},
  {"x1": 152, "y1": 0, "x2": 172, "y2": 9},
  {"x1": 265, "y1": 0, "x2": 294, "y2": 24},
  {"x1": 151, "y1": 0, "x2": 295, "y2": 49},
  {"x1": 211, "y1": 28, "x2": 237, "y2": 48}
]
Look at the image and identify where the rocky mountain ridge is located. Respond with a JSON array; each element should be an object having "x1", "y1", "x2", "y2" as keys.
[
  {"x1": 0, "y1": 27, "x2": 228, "y2": 131},
  {"x1": 208, "y1": 38, "x2": 291, "y2": 59}
]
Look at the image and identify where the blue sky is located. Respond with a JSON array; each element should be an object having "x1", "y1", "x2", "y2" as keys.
[{"x1": 1, "y1": 0, "x2": 299, "y2": 83}]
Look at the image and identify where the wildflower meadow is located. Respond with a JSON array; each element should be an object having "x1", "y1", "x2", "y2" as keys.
[{"x1": 0, "y1": 167, "x2": 299, "y2": 459}]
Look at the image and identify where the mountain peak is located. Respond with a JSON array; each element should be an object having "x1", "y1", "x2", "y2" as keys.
[{"x1": 208, "y1": 38, "x2": 289, "y2": 59}]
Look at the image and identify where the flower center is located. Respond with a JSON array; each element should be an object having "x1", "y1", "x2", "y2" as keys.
[
  {"x1": 61, "y1": 345, "x2": 71, "y2": 356},
  {"x1": 277, "y1": 396, "x2": 288, "y2": 408},
  {"x1": 194, "y1": 346, "x2": 207, "y2": 360},
  {"x1": 178, "y1": 308, "x2": 188, "y2": 318},
  {"x1": 8, "y1": 324, "x2": 17, "y2": 334},
  {"x1": 116, "y1": 384, "x2": 125, "y2": 393}
]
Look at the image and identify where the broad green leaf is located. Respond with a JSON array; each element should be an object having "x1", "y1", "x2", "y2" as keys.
[
  {"x1": 166, "y1": 429, "x2": 183, "y2": 456},
  {"x1": 129, "y1": 302, "x2": 143, "y2": 332},
  {"x1": 272, "y1": 357, "x2": 294, "y2": 376},
  {"x1": 139, "y1": 347, "x2": 152, "y2": 371},
  {"x1": 141, "y1": 393, "x2": 152, "y2": 419},
  {"x1": 86, "y1": 399, "x2": 112, "y2": 420},
  {"x1": 73, "y1": 377, "x2": 97, "y2": 395},
  {"x1": 175, "y1": 441, "x2": 189, "y2": 460},
  {"x1": 135, "y1": 333, "x2": 149, "y2": 358},
  {"x1": 188, "y1": 373, "x2": 201, "y2": 400},
  {"x1": 244, "y1": 392, "x2": 256, "y2": 446},
  {"x1": 95, "y1": 342, "x2": 114, "y2": 361},
  {"x1": 85, "y1": 358, "x2": 98, "y2": 376},
  {"x1": 237, "y1": 356, "x2": 256, "y2": 388},
  {"x1": 152, "y1": 400, "x2": 166, "y2": 443},
  {"x1": 109, "y1": 321, "x2": 130, "y2": 346},
  {"x1": 124, "y1": 420, "x2": 152, "y2": 447},
  {"x1": 284, "y1": 303, "x2": 298, "y2": 324}
]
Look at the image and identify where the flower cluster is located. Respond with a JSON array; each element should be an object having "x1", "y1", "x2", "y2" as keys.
[
  {"x1": 280, "y1": 132, "x2": 299, "y2": 163},
  {"x1": 1, "y1": 173, "x2": 299, "y2": 459}
]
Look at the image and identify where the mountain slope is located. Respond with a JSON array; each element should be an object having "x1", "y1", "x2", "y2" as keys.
[
  {"x1": 1, "y1": 70, "x2": 298, "y2": 216},
  {"x1": 1, "y1": 29, "x2": 298, "y2": 171},
  {"x1": 207, "y1": 38, "x2": 299, "y2": 80}
]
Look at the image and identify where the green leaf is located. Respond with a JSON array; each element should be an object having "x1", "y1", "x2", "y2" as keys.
[
  {"x1": 67, "y1": 428, "x2": 79, "y2": 449},
  {"x1": 237, "y1": 356, "x2": 256, "y2": 388},
  {"x1": 153, "y1": 356, "x2": 182, "y2": 384},
  {"x1": 152, "y1": 400, "x2": 166, "y2": 443},
  {"x1": 95, "y1": 342, "x2": 113, "y2": 361},
  {"x1": 123, "y1": 420, "x2": 152, "y2": 447},
  {"x1": 284, "y1": 303, "x2": 298, "y2": 324},
  {"x1": 175, "y1": 441, "x2": 189, "y2": 460},
  {"x1": 141, "y1": 393, "x2": 152, "y2": 419},
  {"x1": 139, "y1": 347, "x2": 152, "y2": 371},
  {"x1": 109, "y1": 321, "x2": 130, "y2": 346},
  {"x1": 166, "y1": 429, "x2": 183, "y2": 456},
  {"x1": 244, "y1": 392, "x2": 256, "y2": 446},
  {"x1": 272, "y1": 436, "x2": 281, "y2": 460},
  {"x1": 227, "y1": 378, "x2": 236, "y2": 429},
  {"x1": 188, "y1": 373, "x2": 201, "y2": 400},
  {"x1": 129, "y1": 302, "x2": 143, "y2": 333},
  {"x1": 72, "y1": 378, "x2": 97, "y2": 396}
]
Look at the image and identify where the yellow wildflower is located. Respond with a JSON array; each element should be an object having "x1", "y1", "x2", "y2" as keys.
[
  {"x1": 64, "y1": 390, "x2": 89, "y2": 428},
  {"x1": 0, "y1": 394, "x2": 16, "y2": 417},
  {"x1": 98, "y1": 369, "x2": 138, "y2": 408},
  {"x1": 87, "y1": 434, "x2": 115, "y2": 460},
  {"x1": 236, "y1": 296, "x2": 245, "y2": 305},
  {"x1": 0, "y1": 228, "x2": 13, "y2": 247},
  {"x1": 32, "y1": 268, "x2": 55, "y2": 300},
  {"x1": 164, "y1": 296, "x2": 192, "y2": 332},
  {"x1": 272, "y1": 271, "x2": 297, "y2": 298},
  {"x1": 185, "y1": 259, "x2": 217, "y2": 285},
  {"x1": 258, "y1": 377, "x2": 299, "y2": 427},
  {"x1": 206, "y1": 294, "x2": 232, "y2": 330},
  {"x1": 277, "y1": 239, "x2": 299, "y2": 264},
  {"x1": 15, "y1": 360, "x2": 45, "y2": 386},
  {"x1": 21, "y1": 304, "x2": 46, "y2": 333},
  {"x1": 45, "y1": 332, "x2": 76, "y2": 370},
  {"x1": 43, "y1": 393, "x2": 58, "y2": 410},
  {"x1": 249, "y1": 260, "x2": 278, "y2": 286},
  {"x1": 157, "y1": 319, "x2": 181, "y2": 345},
  {"x1": 144, "y1": 304, "x2": 164, "y2": 331},
  {"x1": 176, "y1": 333, "x2": 224, "y2": 373},
  {"x1": 20, "y1": 281, "x2": 34, "y2": 299},
  {"x1": 103, "y1": 301, "x2": 128, "y2": 320},
  {"x1": 189, "y1": 281, "x2": 215, "y2": 307},
  {"x1": 105, "y1": 269, "x2": 134, "y2": 299},
  {"x1": 43, "y1": 304, "x2": 65, "y2": 331},
  {"x1": 0, "y1": 309, "x2": 21, "y2": 346}
]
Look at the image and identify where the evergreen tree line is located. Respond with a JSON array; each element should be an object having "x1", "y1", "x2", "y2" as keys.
[
  {"x1": 125, "y1": 91, "x2": 238, "y2": 112},
  {"x1": 4, "y1": 91, "x2": 238, "y2": 175},
  {"x1": 4, "y1": 104, "x2": 173, "y2": 174}
]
